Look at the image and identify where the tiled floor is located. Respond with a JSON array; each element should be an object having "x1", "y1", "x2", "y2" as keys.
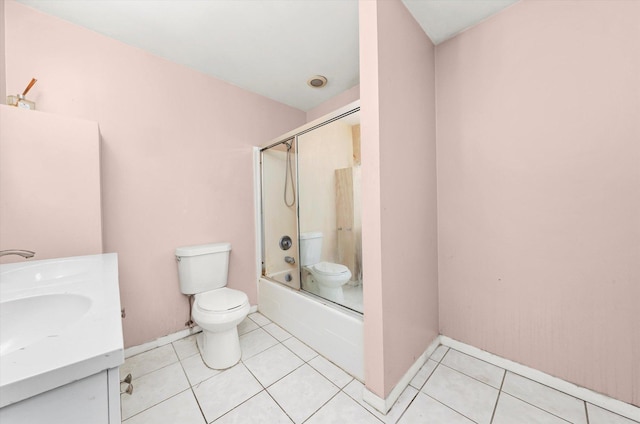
[{"x1": 121, "y1": 313, "x2": 638, "y2": 424}]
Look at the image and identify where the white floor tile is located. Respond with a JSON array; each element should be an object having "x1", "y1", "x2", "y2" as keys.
[
  {"x1": 248, "y1": 312, "x2": 271, "y2": 326},
  {"x1": 343, "y1": 379, "x2": 419, "y2": 424},
  {"x1": 306, "y1": 392, "x2": 382, "y2": 424},
  {"x1": 422, "y1": 364, "x2": 498, "y2": 424},
  {"x1": 587, "y1": 403, "x2": 640, "y2": 424},
  {"x1": 121, "y1": 362, "x2": 190, "y2": 420},
  {"x1": 308, "y1": 355, "x2": 353, "y2": 388},
  {"x1": 180, "y1": 352, "x2": 222, "y2": 386},
  {"x1": 430, "y1": 345, "x2": 449, "y2": 362},
  {"x1": 243, "y1": 344, "x2": 304, "y2": 387},
  {"x1": 263, "y1": 322, "x2": 293, "y2": 341},
  {"x1": 492, "y1": 393, "x2": 569, "y2": 424},
  {"x1": 122, "y1": 326, "x2": 639, "y2": 424},
  {"x1": 409, "y1": 359, "x2": 438, "y2": 390},
  {"x1": 123, "y1": 390, "x2": 205, "y2": 424},
  {"x1": 267, "y1": 364, "x2": 339, "y2": 424},
  {"x1": 193, "y1": 363, "x2": 262, "y2": 423},
  {"x1": 502, "y1": 372, "x2": 587, "y2": 424},
  {"x1": 120, "y1": 344, "x2": 179, "y2": 380},
  {"x1": 441, "y1": 349, "x2": 505, "y2": 388},
  {"x1": 398, "y1": 392, "x2": 475, "y2": 424},
  {"x1": 239, "y1": 327, "x2": 279, "y2": 360},
  {"x1": 213, "y1": 391, "x2": 293, "y2": 424},
  {"x1": 238, "y1": 318, "x2": 259, "y2": 335},
  {"x1": 282, "y1": 337, "x2": 319, "y2": 362},
  {"x1": 172, "y1": 334, "x2": 199, "y2": 360}
]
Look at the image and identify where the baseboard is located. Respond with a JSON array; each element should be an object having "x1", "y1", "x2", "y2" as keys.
[
  {"x1": 124, "y1": 304, "x2": 258, "y2": 358},
  {"x1": 440, "y1": 336, "x2": 640, "y2": 422},
  {"x1": 363, "y1": 336, "x2": 441, "y2": 414}
]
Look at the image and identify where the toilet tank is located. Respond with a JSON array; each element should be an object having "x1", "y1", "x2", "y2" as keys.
[
  {"x1": 175, "y1": 242, "x2": 231, "y2": 294},
  {"x1": 299, "y1": 232, "x2": 322, "y2": 266}
]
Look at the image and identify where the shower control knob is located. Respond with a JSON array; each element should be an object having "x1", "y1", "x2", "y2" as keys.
[{"x1": 279, "y1": 235, "x2": 293, "y2": 250}]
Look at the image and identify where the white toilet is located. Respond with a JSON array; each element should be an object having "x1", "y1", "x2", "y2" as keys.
[
  {"x1": 300, "y1": 232, "x2": 352, "y2": 303},
  {"x1": 175, "y1": 242, "x2": 250, "y2": 370}
]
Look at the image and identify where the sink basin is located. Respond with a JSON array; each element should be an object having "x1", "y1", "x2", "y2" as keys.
[{"x1": 0, "y1": 294, "x2": 92, "y2": 356}]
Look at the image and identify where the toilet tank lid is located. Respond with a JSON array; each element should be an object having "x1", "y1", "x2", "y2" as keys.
[
  {"x1": 300, "y1": 232, "x2": 322, "y2": 240},
  {"x1": 175, "y1": 242, "x2": 231, "y2": 257}
]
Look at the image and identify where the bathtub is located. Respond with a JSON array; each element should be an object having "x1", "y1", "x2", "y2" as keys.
[
  {"x1": 0, "y1": 253, "x2": 123, "y2": 416},
  {"x1": 258, "y1": 277, "x2": 364, "y2": 380}
]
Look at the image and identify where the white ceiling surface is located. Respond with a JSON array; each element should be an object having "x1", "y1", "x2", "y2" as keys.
[
  {"x1": 15, "y1": 0, "x2": 518, "y2": 111},
  {"x1": 403, "y1": 0, "x2": 519, "y2": 45}
]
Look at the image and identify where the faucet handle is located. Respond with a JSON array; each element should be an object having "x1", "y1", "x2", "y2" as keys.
[{"x1": 0, "y1": 249, "x2": 35, "y2": 258}]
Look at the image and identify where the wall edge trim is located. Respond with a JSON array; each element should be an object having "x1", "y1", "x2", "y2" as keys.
[
  {"x1": 440, "y1": 336, "x2": 640, "y2": 421},
  {"x1": 123, "y1": 304, "x2": 258, "y2": 358},
  {"x1": 363, "y1": 335, "x2": 442, "y2": 414}
]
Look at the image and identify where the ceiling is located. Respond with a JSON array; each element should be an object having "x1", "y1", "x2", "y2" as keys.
[{"x1": 14, "y1": 0, "x2": 518, "y2": 111}]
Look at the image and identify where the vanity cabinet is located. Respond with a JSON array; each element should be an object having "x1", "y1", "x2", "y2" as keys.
[{"x1": 0, "y1": 368, "x2": 121, "y2": 424}]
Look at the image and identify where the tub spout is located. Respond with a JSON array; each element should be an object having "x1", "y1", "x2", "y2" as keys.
[
  {"x1": 0, "y1": 249, "x2": 36, "y2": 258},
  {"x1": 284, "y1": 256, "x2": 295, "y2": 264}
]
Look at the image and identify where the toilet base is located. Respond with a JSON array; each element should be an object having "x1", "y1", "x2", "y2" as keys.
[
  {"x1": 197, "y1": 327, "x2": 241, "y2": 370},
  {"x1": 317, "y1": 284, "x2": 345, "y2": 303}
]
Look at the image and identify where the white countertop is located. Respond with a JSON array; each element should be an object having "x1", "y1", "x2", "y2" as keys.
[{"x1": 0, "y1": 253, "x2": 124, "y2": 407}]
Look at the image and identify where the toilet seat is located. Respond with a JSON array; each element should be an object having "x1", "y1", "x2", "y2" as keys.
[
  {"x1": 312, "y1": 262, "x2": 350, "y2": 276},
  {"x1": 196, "y1": 288, "x2": 248, "y2": 312}
]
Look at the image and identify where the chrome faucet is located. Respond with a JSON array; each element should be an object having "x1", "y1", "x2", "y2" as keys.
[
  {"x1": 0, "y1": 249, "x2": 36, "y2": 258},
  {"x1": 284, "y1": 256, "x2": 296, "y2": 264}
]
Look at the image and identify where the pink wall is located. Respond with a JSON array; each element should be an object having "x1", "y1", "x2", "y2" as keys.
[
  {"x1": 1, "y1": 1, "x2": 5, "y2": 102},
  {"x1": 360, "y1": 0, "x2": 439, "y2": 398},
  {"x1": 0, "y1": 106, "x2": 102, "y2": 263},
  {"x1": 306, "y1": 84, "x2": 359, "y2": 123},
  {"x1": 3, "y1": 0, "x2": 305, "y2": 347},
  {"x1": 436, "y1": 0, "x2": 640, "y2": 406}
]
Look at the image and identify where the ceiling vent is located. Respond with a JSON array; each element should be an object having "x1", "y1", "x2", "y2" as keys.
[{"x1": 307, "y1": 75, "x2": 328, "y2": 88}]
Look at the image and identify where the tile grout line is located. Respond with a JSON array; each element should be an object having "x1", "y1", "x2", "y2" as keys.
[
  {"x1": 213, "y1": 334, "x2": 331, "y2": 423},
  {"x1": 300, "y1": 390, "x2": 343, "y2": 423},
  {"x1": 423, "y1": 392, "x2": 481, "y2": 424},
  {"x1": 172, "y1": 341, "x2": 210, "y2": 423},
  {"x1": 438, "y1": 362, "x2": 504, "y2": 390},
  {"x1": 488, "y1": 369, "x2": 507, "y2": 424},
  {"x1": 262, "y1": 388, "x2": 297, "y2": 423},
  {"x1": 122, "y1": 330, "x2": 640, "y2": 424},
  {"x1": 584, "y1": 401, "x2": 590, "y2": 424},
  {"x1": 395, "y1": 359, "x2": 445, "y2": 423},
  {"x1": 418, "y1": 358, "x2": 483, "y2": 423},
  {"x1": 501, "y1": 372, "x2": 586, "y2": 424},
  {"x1": 392, "y1": 387, "x2": 421, "y2": 423}
]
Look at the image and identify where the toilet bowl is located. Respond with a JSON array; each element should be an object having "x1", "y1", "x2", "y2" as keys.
[
  {"x1": 176, "y1": 242, "x2": 250, "y2": 369},
  {"x1": 300, "y1": 232, "x2": 352, "y2": 303},
  {"x1": 192, "y1": 287, "x2": 250, "y2": 369},
  {"x1": 307, "y1": 261, "x2": 351, "y2": 303}
]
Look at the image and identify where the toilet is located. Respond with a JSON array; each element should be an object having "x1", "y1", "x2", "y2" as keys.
[
  {"x1": 175, "y1": 242, "x2": 250, "y2": 370},
  {"x1": 299, "y1": 232, "x2": 351, "y2": 303}
]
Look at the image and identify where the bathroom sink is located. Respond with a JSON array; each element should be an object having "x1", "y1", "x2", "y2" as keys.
[{"x1": 0, "y1": 294, "x2": 92, "y2": 356}]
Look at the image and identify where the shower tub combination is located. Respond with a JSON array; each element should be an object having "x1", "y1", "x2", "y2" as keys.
[{"x1": 255, "y1": 102, "x2": 364, "y2": 380}]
